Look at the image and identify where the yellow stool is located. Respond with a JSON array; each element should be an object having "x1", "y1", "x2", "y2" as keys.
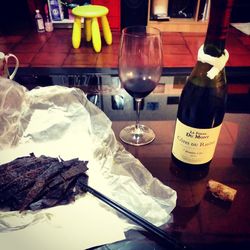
[{"x1": 72, "y1": 5, "x2": 112, "y2": 53}]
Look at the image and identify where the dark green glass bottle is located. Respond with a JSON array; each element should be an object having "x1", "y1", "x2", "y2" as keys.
[{"x1": 172, "y1": 0, "x2": 234, "y2": 169}]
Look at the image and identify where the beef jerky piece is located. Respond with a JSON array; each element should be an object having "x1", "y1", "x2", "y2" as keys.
[
  {"x1": 1, "y1": 165, "x2": 43, "y2": 189},
  {"x1": 0, "y1": 164, "x2": 48, "y2": 194},
  {"x1": 27, "y1": 162, "x2": 88, "y2": 210},
  {"x1": 61, "y1": 161, "x2": 88, "y2": 180},
  {"x1": 29, "y1": 177, "x2": 78, "y2": 210},
  {"x1": 20, "y1": 161, "x2": 65, "y2": 211},
  {"x1": 0, "y1": 154, "x2": 41, "y2": 176},
  {"x1": 0, "y1": 154, "x2": 58, "y2": 176},
  {"x1": 66, "y1": 173, "x2": 89, "y2": 199},
  {"x1": 36, "y1": 160, "x2": 66, "y2": 180},
  {"x1": 57, "y1": 173, "x2": 89, "y2": 206},
  {"x1": 56, "y1": 175, "x2": 88, "y2": 206},
  {"x1": 0, "y1": 155, "x2": 36, "y2": 172},
  {"x1": 0, "y1": 156, "x2": 33, "y2": 182},
  {"x1": 27, "y1": 161, "x2": 88, "y2": 208},
  {"x1": 46, "y1": 177, "x2": 77, "y2": 200},
  {"x1": 38, "y1": 160, "x2": 88, "y2": 190},
  {"x1": 7, "y1": 180, "x2": 48, "y2": 211},
  {"x1": 0, "y1": 155, "x2": 58, "y2": 187},
  {"x1": 41, "y1": 160, "x2": 87, "y2": 190},
  {"x1": 61, "y1": 180, "x2": 79, "y2": 203},
  {"x1": 14, "y1": 155, "x2": 59, "y2": 176},
  {"x1": 0, "y1": 177, "x2": 34, "y2": 203},
  {"x1": 74, "y1": 173, "x2": 89, "y2": 193},
  {"x1": 6, "y1": 188, "x2": 33, "y2": 211},
  {"x1": 29, "y1": 199, "x2": 56, "y2": 210},
  {"x1": 59, "y1": 157, "x2": 80, "y2": 167},
  {"x1": 1, "y1": 164, "x2": 56, "y2": 210}
]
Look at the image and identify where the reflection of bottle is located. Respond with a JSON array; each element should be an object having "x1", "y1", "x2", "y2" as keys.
[
  {"x1": 35, "y1": 9, "x2": 45, "y2": 33},
  {"x1": 44, "y1": 4, "x2": 53, "y2": 32},
  {"x1": 170, "y1": 161, "x2": 209, "y2": 208},
  {"x1": 171, "y1": 0, "x2": 234, "y2": 169}
]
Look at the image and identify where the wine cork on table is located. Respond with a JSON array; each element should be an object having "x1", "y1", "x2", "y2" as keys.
[{"x1": 207, "y1": 180, "x2": 237, "y2": 202}]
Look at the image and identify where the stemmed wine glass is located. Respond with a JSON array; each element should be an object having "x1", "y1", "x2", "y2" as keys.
[{"x1": 119, "y1": 26, "x2": 163, "y2": 146}]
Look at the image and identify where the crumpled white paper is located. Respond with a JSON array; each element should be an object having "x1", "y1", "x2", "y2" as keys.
[{"x1": 0, "y1": 78, "x2": 177, "y2": 249}]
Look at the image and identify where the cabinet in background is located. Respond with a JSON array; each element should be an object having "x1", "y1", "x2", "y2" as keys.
[{"x1": 148, "y1": 0, "x2": 209, "y2": 32}]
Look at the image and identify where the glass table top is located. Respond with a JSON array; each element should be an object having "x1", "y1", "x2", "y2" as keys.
[{"x1": 13, "y1": 67, "x2": 250, "y2": 249}]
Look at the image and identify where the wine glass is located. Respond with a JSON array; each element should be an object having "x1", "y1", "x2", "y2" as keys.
[{"x1": 119, "y1": 26, "x2": 163, "y2": 146}]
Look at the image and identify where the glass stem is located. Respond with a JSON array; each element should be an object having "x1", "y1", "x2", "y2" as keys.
[{"x1": 135, "y1": 98, "x2": 142, "y2": 132}]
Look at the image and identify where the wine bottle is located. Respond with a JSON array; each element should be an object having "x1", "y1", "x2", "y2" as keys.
[
  {"x1": 35, "y1": 9, "x2": 45, "y2": 33},
  {"x1": 171, "y1": 0, "x2": 234, "y2": 169}
]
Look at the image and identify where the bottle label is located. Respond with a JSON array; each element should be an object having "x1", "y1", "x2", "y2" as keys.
[
  {"x1": 37, "y1": 19, "x2": 45, "y2": 30},
  {"x1": 172, "y1": 119, "x2": 222, "y2": 165}
]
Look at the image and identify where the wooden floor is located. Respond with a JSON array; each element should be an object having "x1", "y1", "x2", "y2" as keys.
[{"x1": 1, "y1": 27, "x2": 250, "y2": 68}]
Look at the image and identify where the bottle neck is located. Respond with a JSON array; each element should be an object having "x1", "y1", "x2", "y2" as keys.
[{"x1": 204, "y1": 0, "x2": 234, "y2": 57}]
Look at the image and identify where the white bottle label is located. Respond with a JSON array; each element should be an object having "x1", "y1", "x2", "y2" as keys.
[
  {"x1": 37, "y1": 19, "x2": 45, "y2": 30},
  {"x1": 172, "y1": 119, "x2": 222, "y2": 165}
]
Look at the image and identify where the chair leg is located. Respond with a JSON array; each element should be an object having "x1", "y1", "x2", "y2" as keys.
[
  {"x1": 72, "y1": 16, "x2": 82, "y2": 49},
  {"x1": 101, "y1": 15, "x2": 112, "y2": 45},
  {"x1": 91, "y1": 17, "x2": 101, "y2": 53},
  {"x1": 85, "y1": 18, "x2": 92, "y2": 42}
]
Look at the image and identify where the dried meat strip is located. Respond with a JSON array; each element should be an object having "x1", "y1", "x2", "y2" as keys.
[
  {"x1": 19, "y1": 161, "x2": 66, "y2": 211},
  {"x1": 29, "y1": 176, "x2": 78, "y2": 210},
  {"x1": 20, "y1": 160, "x2": 88, "y2": 211},
  {"x1": 0, "y1": 154, "x2": 58, "y2": 187},
  {"x1": 0, "y1": 165, "x2": 46, "y2": 193},
  {"x1": 61, "y1": 161, "x2": 88, "y2": 180},
  {"x1": 0, "y1": 154, "x2": 89, "y2": 212}
]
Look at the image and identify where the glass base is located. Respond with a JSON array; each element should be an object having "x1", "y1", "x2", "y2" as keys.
[{"x1": 119, "y1": 124, "x2": 155, "y2": 146}]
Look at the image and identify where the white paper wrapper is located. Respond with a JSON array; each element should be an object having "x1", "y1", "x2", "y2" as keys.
[{"x1": 0, "y1": 78, "x2": 176, "y2": 249}]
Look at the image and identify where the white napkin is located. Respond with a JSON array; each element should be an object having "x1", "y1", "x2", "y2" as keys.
[
  {"x1": 0, "y1": 82, "x2": 177, "y2": 250},
  {"x1": 0, "y1": 194, "x2": 125, "y2": 250}
]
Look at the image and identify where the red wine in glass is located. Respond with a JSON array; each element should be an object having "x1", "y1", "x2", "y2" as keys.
[{"x1": 123, "y1": 78, "x2": 157, "y2": 99}]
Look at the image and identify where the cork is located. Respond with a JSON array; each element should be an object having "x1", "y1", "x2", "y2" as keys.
[{"x1": 207, "y1": 180, "x2": 237, "y2": 202}]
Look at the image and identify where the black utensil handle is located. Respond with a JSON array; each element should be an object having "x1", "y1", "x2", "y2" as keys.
[{"x1": 84, "y1": 184, "x2": 188, "y2": 249}]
